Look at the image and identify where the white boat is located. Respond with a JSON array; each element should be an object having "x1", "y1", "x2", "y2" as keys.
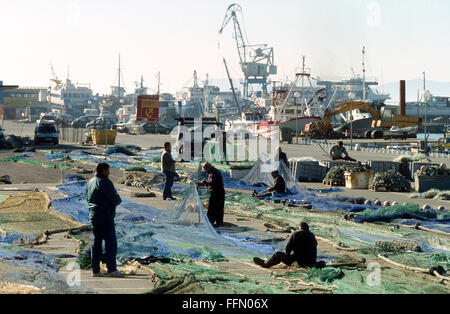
[{"x1": 383, "y1": 125, "x2": 419, "y2": 139}]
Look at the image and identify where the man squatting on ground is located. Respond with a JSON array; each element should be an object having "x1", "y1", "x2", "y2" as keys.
[
  {"x1": 197, "y1": 162, "x2": 225, "y2": 227},
  {"x1": 254, "y1": 222, "x2": 318, "y2": 268},
  {"x1": 329, "y1": 141, "x2": 357, "y2": 162},
  {"x1": 86, "y1": 163, "x2": 124, "y2": 277},
  {"x1": 252, "y1": 170, "x2": 287, "y2": 198},
  {"x1": 161, "y1": 142, "x2": 177, "y2": 201}
]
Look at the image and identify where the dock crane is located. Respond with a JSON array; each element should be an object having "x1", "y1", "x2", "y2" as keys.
[
  {"x1": 49, "y1": 61, "x2": 62, "y2": 86},
  {"x1": 219, "y1": 3, "x2": 277, "y2": 98}
]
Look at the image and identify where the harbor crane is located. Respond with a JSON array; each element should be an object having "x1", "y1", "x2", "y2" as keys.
[
  {"x1": 219, "y1": 3, "x2": 277, "y2": 98},
  {"x1": 49, "y1": 61, "x2": 62, "y2": 86}
]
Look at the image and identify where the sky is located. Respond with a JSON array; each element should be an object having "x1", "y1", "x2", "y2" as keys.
[{"x1": 1, "y1": 0, "x2": 450, "y2": 97}]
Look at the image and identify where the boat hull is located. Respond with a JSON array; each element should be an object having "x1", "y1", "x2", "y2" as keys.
[{"x1": 279, "y1": 116, "x2": 322, "y2": 133}]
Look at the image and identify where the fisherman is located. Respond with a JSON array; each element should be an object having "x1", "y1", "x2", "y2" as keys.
[
  {"x1": 277, "y1": 147, "x2": 289, "y2": 168},
  {"x1": 253, "y1": 222, "x2": 318, "y2": 268},
  {"x1": 86, "y1": 163, "x2": 124, "y2": 278},
  {"x1": 252, "y1": 170, "x2": 286, "y2": 198},
  {"x1": 161, "y1": 142, "x2": 177, "y2": 201},
  {"x1": 329, "y1": 141, "x2": 357, "y2": 162},
  {"x1": 197, "y1": 162, "x2": 225, "y2": 227}
]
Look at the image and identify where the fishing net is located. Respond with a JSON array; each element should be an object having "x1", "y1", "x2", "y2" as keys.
[
  {"x1": 52, "y1": 182, "x2": 280, "y2": 264},
  {"x1": 242, "y1": 154, "x2": 306, "y2": 193},
  {"x1": 351, "y1": 203, "x2": 449, "y2": 223},
  {"x1": 416, "y1": 165, "x2": 450, "y2": 176},
  {"x1": 393, "y1": 154, "x2": 431, "y2": 163},
  {"x1": 0, "y1": 243, "x2": 93, "y2": 294},
  {"x1": 368, "y1": 170, "x2": 411, "y2": 192},
  {"x1": 0, "y1": 191, "x2": 83, "y2": 243},
  {"x1": 48, "y1": 178, "x2": 450, "y2": 294},
  {"x1": 410, "y1": 190, "x2": 450, "y2": 201},
  {"x1": 0, "y1": 155, "x2": 73, "y2": 170}
]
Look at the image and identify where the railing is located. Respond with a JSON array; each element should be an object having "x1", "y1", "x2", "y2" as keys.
[
  {"x1": 57, "y1": 126, "x2": 87, "y2": 144},
  {"x1": 298, "y1": 139, "x2": 450, "y2": 160}
]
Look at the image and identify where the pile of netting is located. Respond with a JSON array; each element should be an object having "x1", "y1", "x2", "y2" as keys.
[
  {"x1": 0, "y1": 243, "x2": 93, "y2": 294},
  {"x1": 368, "y1": 170, "x2": 411, "y2": 192},
  {"x1": 348, "y1": 203, "x2": 450, "y2": 232},
  {"x1": 67, "y1": 151, "x2": 162, "y2": 172},
  {"x1": 0, "y1": 155, "x2": 73, "y2": 170},
  {"x1": 119, "y1": 171, "x2": 166, "y2": 190},
  {"x1": 0, "y1": 191, "x2": 83, "y2": 243},
  {"x1": 393, "y1": 154, "x2": 431, "y2": 163},
  {"x1": 0, "y1": 191, "x2": 93, "y2": 294},
  {"x1": 415, "y1": 165, "x2": 450, "y2": 176},
  {"x1": 322, "y1": 166, "x2": 371, "y2": 187},
  {"x1": 410, "y1": 189, "x2": 450, "y2": 201}
]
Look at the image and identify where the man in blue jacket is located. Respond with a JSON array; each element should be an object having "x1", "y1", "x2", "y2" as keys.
[{"x1": 86, "y1": 163, "x2": 124, "y2": 277}]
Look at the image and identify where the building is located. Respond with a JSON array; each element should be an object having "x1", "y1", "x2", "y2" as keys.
[{"x1": 0, "y1": 81, "x2": 48, "y2": 120}]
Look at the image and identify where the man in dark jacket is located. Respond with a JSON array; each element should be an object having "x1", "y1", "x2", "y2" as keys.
[
  {"x1": 86, "y1": 163, "x2": 124, "y2": 277},
  {"x1": 253, "y1": 222, "x2": 317, "y2": 268},
  {"x1": 278, "y1": 147, "x2": 288, "y2": 168},
  {"x1": 161, "y1": 142, "x2": 177, "y2": 200},
  {"x1": 252, "y1": 170, "x2": 287, "y2": 198},
  {"x1": 197, "y1": 162, "x2": 225, "y2": 227}
]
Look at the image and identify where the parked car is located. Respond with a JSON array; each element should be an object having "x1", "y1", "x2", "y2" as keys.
[
  {"x1": 112, "y1": 119, "x2": 136, "y2": 133},
  {"x1": 39, "y1": 112, "x2": 58, "y2": 123},
  {"x1": 71, "y1": 115, "x2": 99, "y2": 128},
  {"x1": 56, "y1": 113, "x2": 74, "y2": 123},
  {"x1": 34, "y1": 121, "x2": 59, "y2": 145},
  {"x1": 99, "y1": 113, "x2": 118, "y2": 123},
  {"x1": 142, "y1": 123, "x2": 172, "y2": 134},
  {"x1": 86, "y1": 116, "x2": 117, "y2": 130}
]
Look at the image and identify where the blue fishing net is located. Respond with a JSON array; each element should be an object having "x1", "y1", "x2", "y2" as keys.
[{"x1": 52, "y1": 182, "x2": 278, "y2": 261}]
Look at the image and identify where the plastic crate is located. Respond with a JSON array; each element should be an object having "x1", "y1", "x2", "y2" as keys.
[
  {"x1": 320, "y1": 160, "x2": 360, "y2": 170},
  {"x1": 290, "y1": 161, "x2": 326, "y2": 182},
  {"x1": 367, "y1": 161, "x2": 399, "y2": 173},
  {"x1": 414, "y1": 174, "x2": 450, "y2": 192}
]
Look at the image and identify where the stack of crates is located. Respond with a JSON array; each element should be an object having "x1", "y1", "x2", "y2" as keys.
[
  {"x1": 367, "y1": 161, "x2": 400, "y2": 173},
  {"x1": 290, "y1": 160, "x2": 327, "y2": 182}
]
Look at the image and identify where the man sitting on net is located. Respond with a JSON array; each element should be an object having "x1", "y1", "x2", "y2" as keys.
[
  {"x1": 329, "y1": 141, "x2": 357, "y2": 162},
  {"x1": 252, "y1": 170, "x2": 286, "y2": 198},
  {"x1": 253, "y1": 222, "x2": 318, "y2": 268}
]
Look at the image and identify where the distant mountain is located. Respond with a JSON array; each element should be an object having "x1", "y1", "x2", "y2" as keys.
[{"x1": 380, "y1": 79, "x2": 450, "y2": 103}]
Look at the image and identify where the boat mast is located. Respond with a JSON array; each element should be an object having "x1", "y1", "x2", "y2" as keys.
[
  {"x1": 157, "y1": 71, "x2": 160, "y2": 96},
  {"x1": 362, "y1": 46, "x2": 366, "y2": 102},
  {"x1": 118, "y1": 53, "x2": 121, "y2": 99}
]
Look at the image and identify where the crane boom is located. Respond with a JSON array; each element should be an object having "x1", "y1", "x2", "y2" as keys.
[
  {"x1": 219, "y1": 4, "x2": 247, "y2": 65},
  {"x1": 218, "y1": 3, "x2": 276, "y2": 97},
  {"x1": 223, "y1": 58, "x2": 242, "y2": 115}
]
